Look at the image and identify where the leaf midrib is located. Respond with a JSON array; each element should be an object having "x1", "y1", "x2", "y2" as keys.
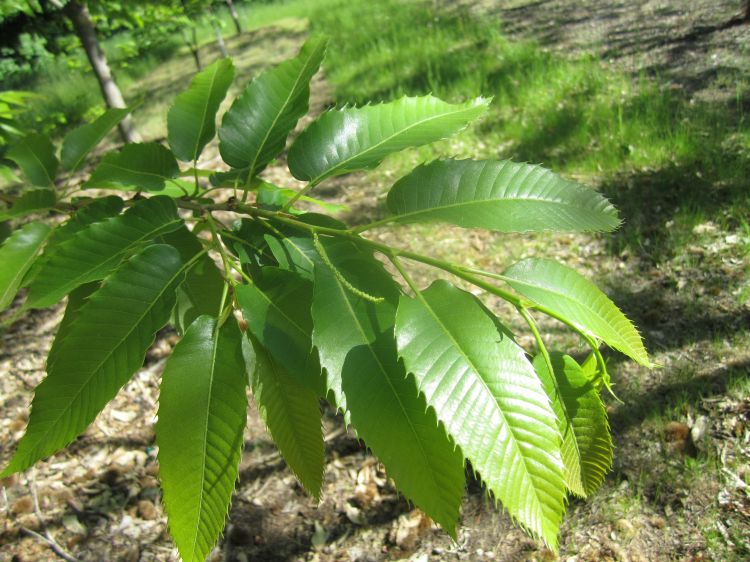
[
  {"x1": 189, "y1": 320, "x2": 222, "y2": 561},
  {"x1": 310, "y1": 100, "x2": 483, "y2": 184},
  {"x1": 0, "y1": 226, "x2": 50, "y2": 306},
  {"x1": 247, "y1": 43, "x2": 322, "y2": 175},
  {"x1": 17, "y1": 138, "x2": 54, "y2": 186},
  {"x1": 405, "y1": 290, "x2": 547, "y2": 521},
  {"x1": 18, "y1": 250, "x2": 187, "y2": 468},
  {"x1": 189, "y1": 63, "x2": 223, "y2": 162},
  {"x1": 505, "y1": 273, "x2": 641, "y2": 354},
  {"x1": 30, "y1": 215, "x2": 182, "y2": 306},
  {"x1": 328, "y1": 268, "x2": 444, "y2": 508},
  {"x1": 391, "y1": 195, "x2": 614, "y2": 226}
]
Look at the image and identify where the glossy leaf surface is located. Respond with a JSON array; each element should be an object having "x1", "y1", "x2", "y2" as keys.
[
  {"x1": 6, "y1": 133, "x2": 58, "y2": 187},
  {"x1": 157, "y1": 316, "x2": 247, "y2": 562},
  {"x1": 86, "y1": 143, "x2": 180, "y2": 191},
  {"x1": 386, "y1": 159, "x2": 620, "y2": 232},
  {"x1": 503, "y1": 258, "x2": 651, "y2": 366},
  {"x1": 395, "y1": 280, "x2": 565, "y2": 547},
  {"x1": 168, "y1": 58, "x2": 235, "y2": 162},
  {"x1": 219, "y1": 36, "x2": 326, "y2": 173},
  {"x1": 2, "y1": 244, "x2": 185, "y2": 476},
  {"x1": 311, "y1": 239, "x2": 464, "y2": 535},
  {"x1": 288, "y1": 95, "x2": 490, "y2": 184}
]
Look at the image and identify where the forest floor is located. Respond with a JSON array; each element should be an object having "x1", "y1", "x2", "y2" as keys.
[{"x1": 2, "y1": 1, "x2": 750, "y2": 561}]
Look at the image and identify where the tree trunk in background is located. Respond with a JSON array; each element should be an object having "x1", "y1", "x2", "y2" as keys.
[
  {"x1": 210, "y1": 7, "x2": 229, "y2": 58},
  {"x1": 744, "y1": 0, "x2": 749, "y2": 21},
  {"x1": 225, "y1": 0, "x2": 242, "y2": 34},
  {"x1": 181, "y1": 0, "x2": 202, "y2": 71},
  {"x1": 64, "y1": 0, "x2": 141, "y2": 143}
]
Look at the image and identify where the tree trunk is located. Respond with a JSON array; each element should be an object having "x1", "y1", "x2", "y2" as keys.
[
  {"x1": 181, "y1": 0, "x2": 202, "y2": 71},
  {"x1": 64, "y1": 0, "x2": 140, "y2": 143},
  {"x1": 225, "y1": 0, "x2": 242, "y2": 35},
  {"x1": 210, "y1": 7, "x2": 229, "y2": 58},
  {"x1": 744, "y1": 0, "x2": 749, "y2": 21}
]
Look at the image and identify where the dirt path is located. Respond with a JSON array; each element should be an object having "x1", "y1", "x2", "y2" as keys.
[{"x1": 2, "y1": 3, "x2": 750, "y2": 562}]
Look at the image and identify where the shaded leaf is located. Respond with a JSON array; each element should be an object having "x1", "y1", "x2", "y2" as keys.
[
  {"x1": 46, "y1": 282, "x2": 99, "y2": 368},
  {"x1": 312, "y1": 239, "x2": 464, "y2": 535},
  {"x1": 61, "y1": 107, "x2": 132, "y2": 171},
  {"x1": 25, "y1": 196, "x2": 182, "y2": 309},
  {"x1": 503, "y1": 259, "x2": 651, "y2": 366},
  {"x1": 86, "y1": 143, "x2": 180, "y2": 191},
  {"x1": 251, "y1": 338, "x2": 324, "y2": 497},
  {"x1": 6, "y1": 133, "x2": 58, "y2": 187},
  {"x1": 219, "y1": 36, "x2": 327, "y2": 173},
  {"x1": 2, "y1": 244, "x2": 185, "y2": 476},
  {"x1": 168, "y1": 58, "x2": 235, "y2": 162},
  {"x1": 157, "y1": 316, "x2": 247, "y2": 562},
  {"x1": 288, "y1": 95, "x2": 490, "y2": 184},
  {"x1": 395, "y1": 280, "x2": 565, "y2": 548},
  {"x1": 23, "y1": 196, "x2": 124, "y2": 288},
  {"x1": 160, "y1": 226, "x2": 224, "y2": 334},
  {"x1": 386, "y1": 159, "x2": 620, "y2": 232},
  {"x1": 533, "y1": 353, "x2": 612, "y2": 497},
  {"x1": 0, "y1": 189, "x2": 56, "y2": 221},
  {"x1": 0, "y1": 222, "x2": 51, "y2": 311},
  {"x1": 236, "y1": 268, "x2": 323, "y2": 394}
]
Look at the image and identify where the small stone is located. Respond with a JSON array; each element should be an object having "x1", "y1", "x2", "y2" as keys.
[
  {"x1": 62, "y1": 514, "x2": 87, "y2": 535},
  {"x1": 137, "y1": 499, "x2": 158, "y2": 520}
]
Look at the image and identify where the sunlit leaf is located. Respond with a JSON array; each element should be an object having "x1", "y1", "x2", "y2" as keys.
[
  {"x1": 0, "y1": 222, "x2": 51, "y2": 311},
  {"x1": 86, "y1": 143, "x2": 180, "y2": 191},
  {"x1": 288, "y1": 95, "x2": 490, "y2": 184},
  {"x1": 6, "y1": 133, "x2": 58, "y2": 187},
  {"x1": 61, "y1": 107, "x2": 132, "y2": 171},
  {"x1": 386, "y1": 159, "x2": 620, "y2": 232},
  {"x1": 503, "y1": 259, "x2": 651, "y2": 366}
]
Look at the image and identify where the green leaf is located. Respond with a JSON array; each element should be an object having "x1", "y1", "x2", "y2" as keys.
[
  {"x1": 157, "y1": 315, "x2": 248, "y2": 562},
  {"x1": 386, "y1": 159, "x2": 620, "y2": 232},
  {"x1": 22, "y1": 196, "x2": 124, "y2": 288},
  {"x1": 0, "y1": 189, "x2": 56, "y2": 221},
  {"x1": 532, "y1": 353, "x2": 612, "y2": 497},
  {"x1": 395, "y1": 280, "x2": 565, "y2": 548},
  {"x1": 2, "y1": 244, "x2": 186, "y2": 476},
  {"x1": 6, "y1": 133, "x2": 58, "y2": 187},
  {"x1": 503, "y1": 259, "x2": 651, "y2": 366},
  {"x1": 168, "y1": 58, "x2": 234, "y2": 162},
  {"x1": 0, "y1": 222, "x2": 51, "y2": 311},
  {"x1": 311, "y1": 239, "x2": 464, "y2": 535},
  {"x1": 235, "y1": 268, "x2": 323, "y2": 395},
  {"x1": 61, "y1": 107, "x2": 132, "y2": 171},
  {"x1": 46, "y1": 282, "x2": 99, "y2": 368},
  {"x1": 25, "y1": 196, "x2": 182, "y2": 309},
  {"x1": 160, "y1": 226, "x2": 224, "y2": 335},
  {"x1": 287, "y1": 95, "x2": 490, "y2": 184},
  {"x1": 85, "y1": 143, "x2": 180, "y2": 191},
  {"x1": 251, "y1": 337, "x2": 324, "y2": 498},
  {"x1": 219, "y1": 36, "x2": 326, "y2": 174}
]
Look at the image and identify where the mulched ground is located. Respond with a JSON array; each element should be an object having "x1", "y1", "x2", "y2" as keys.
[{"x1": 2, "y1": 1, "x2": 750, "y2": 561}]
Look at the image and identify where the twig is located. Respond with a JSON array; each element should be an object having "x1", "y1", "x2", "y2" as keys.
[
  {"x1": 28, "y1": 469, "x2": 82, "y2": 562},
  {"x1": 20, "y1": 526, "x2": 81, "y2": 562}
]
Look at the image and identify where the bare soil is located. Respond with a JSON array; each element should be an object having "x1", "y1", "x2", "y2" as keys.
[{"x1": 2, "y1": 2, "x2": 750, "y2": 561}]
